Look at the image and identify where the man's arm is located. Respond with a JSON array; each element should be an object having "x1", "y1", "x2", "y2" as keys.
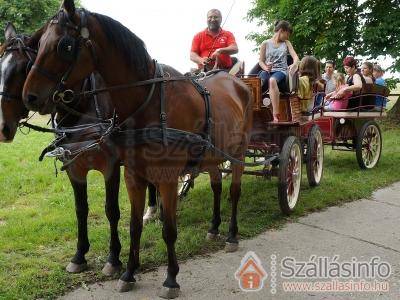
[
  {"x1": 190, "y1": 51, "x2": 209, "y2": 66},
  {"x1": 210, "y1": 31, "x2": 238, "y2": 58},
  {"x1": 213, "y1": 43, "x2": 238, "y2": 55}
]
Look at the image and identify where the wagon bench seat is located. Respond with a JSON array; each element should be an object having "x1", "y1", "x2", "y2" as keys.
[{"x1": 323, "y1": 111, "x2": 387, "y2": 118}]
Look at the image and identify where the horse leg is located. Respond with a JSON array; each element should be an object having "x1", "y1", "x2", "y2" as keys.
[
  {"x1": 206, "y1": 167, "x2": 222, "y2": 240},
  {"x1": 66, "y1": 172, "x2": 90, "y2": 273},
  {"x1": 102, "y1": 163, "x2": 123, "y2": 276},
  {"x1": 158, "y1": 181, "x2": 180, "y2": 299},
  {"x1": 117, "y1": 169, "x2": 147, "y2": 292},
  {"x1": 143, "y1": 183, "x2": 158, "y2": 224},
  {"x1": 225, "y1": 163, "x2": 244, "y2": 253}
]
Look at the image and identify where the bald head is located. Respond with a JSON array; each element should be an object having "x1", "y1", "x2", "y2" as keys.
[
  {"x1": 207, "y1": 9, "x2": 222, "y2": 17},
  {"x1": 207, "y1": 9, "x2": 222, "y2": 32}
]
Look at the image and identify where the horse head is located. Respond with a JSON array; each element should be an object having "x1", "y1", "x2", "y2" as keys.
[
  {"x1": 23, "y1": 0, "x2": 153, "y2": 120},
  {"x1": 23, "y1": 0, "x2": 97, "y2": 114},
  {"x1": 0, "y1": 23, "x2": 37, "y2": 142}
]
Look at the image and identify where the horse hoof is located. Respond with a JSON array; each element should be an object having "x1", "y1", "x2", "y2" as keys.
[
  {"x1": 102, "y1": 262, "x2": 121, "y2": 276},
  {"x1": 66, "y1": 262, "x2": 87, "y2": 273},
  {"x1": 116, "y1": 279, "x2": 134, "y2": 293},
  {"x1": 159, "y1": 287, "x2": 180, "y2": 299},
  {"x1": 206, "y1": 232, "x2": 220, "y2": 240},
  {"x1": 225, "y1": 242, "x2": 239, "y2": 253}
]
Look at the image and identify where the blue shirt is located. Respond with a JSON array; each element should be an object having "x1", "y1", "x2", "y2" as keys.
[
  {"x1": 375, "y1": 77, "x2": 386, "y2": 86},
  {"x1": 374, "y1": 77, "x2": 387, "y2": 108}
]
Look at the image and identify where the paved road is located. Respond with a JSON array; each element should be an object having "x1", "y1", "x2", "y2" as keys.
[{"x1": 62, "y1": 183, "x2": 400, "y2": 300}]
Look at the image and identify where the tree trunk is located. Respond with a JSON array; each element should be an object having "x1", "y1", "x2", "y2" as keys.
[{"x1": 388, "y1": 96, "x2": 400, "y2": 123}]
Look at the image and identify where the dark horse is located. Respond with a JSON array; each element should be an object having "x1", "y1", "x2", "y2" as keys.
[
  {"x1": 0, "y1": 23, "x2": 155, "y2": 275},
  {"x1": 23, "y1": 1, "x2": 253, "y2": 298}
]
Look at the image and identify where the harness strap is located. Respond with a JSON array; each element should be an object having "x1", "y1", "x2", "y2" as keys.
[
  {"x1": 158, "y1": 63, "x2": 168, "y2": 146},
  {"x1": 19, "y1": 121, "x2": 56, "y2": 133},
  {"x1": 89, "y1": 74, "x2": 103, "y2": 119},
  {"x1": 77, "y1": 75, "x2": 200, "y2": 99},
  {"x1": 56, "y1": 101, "x2": 105, "y2": 122},
  {"x1": 190, "y1": 79, "x2": 213, "y2": 143},
  {"x1": 31, "y1": 64, "x2": 60, "y2": 83},
  {"x1": 112, "y1": 127, "x2": 271, "y2": 167},
  {"x1": 117, "y1": 60, "x2": 159, "y2": 128},
  {"x1": 20, "y1": 119, "x2": 112, "y2": 135}
]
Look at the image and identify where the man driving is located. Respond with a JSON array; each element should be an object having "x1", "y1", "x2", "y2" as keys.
[{"x1": 190, "y1": 9, "x2": 238, "y2": 71}]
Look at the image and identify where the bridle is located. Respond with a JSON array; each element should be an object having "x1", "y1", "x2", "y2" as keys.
[
  {"x1": 31, "y1": 8, "x2": 97, "y2": 104},
  {"x1": 0, "y1": 35, "x2": 37, "y2": 102}
]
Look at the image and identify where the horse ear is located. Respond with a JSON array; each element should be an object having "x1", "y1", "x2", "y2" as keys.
[
  {"x1": 5, "y1": 22, "x2": 17, "y2": 40},
  {"x1": 62, "y1": 0, "x2": 76, "y2": 19}
]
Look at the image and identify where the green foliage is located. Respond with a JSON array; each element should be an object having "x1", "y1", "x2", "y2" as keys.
[
  {"x1": 360, "y1": 0, "x2": 400, "y2": 72},
  {"x1": 248, "y1": 0, "x2": 400, "y2": 72},
  {"x1": 386, "y1": 77, "x2": 400, "y2": 90},
  {"x1": 0, "y1": 0, "x2": 81, "y2": 43}
]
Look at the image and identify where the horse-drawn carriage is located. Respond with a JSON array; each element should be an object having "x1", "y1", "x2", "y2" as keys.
[
  {"x1": 227, "y1": 70, "x2": 324, "y2": 215},
  {"x1": 181, "y1": 62, "x2": 325, "y2": 215},
  {"x1": 314, "y1": 84, "x2": 390, "y2": 169},
  {"x1": 182, "y1": 65, "x2": 390, "y2": 215}
]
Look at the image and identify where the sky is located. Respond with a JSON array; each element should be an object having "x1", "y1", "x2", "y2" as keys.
[{"x1": 80, "y1": 0, "x2": 261, "y2": 73}]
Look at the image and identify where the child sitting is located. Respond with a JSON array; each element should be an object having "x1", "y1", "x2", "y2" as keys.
[
  {"x1": 373, "y1": 64, "x2": 387, "y2": 110},
  {"x1": 298, "y1": 56, "x2": 321, "y2": 113},
  {"x1": 324, "y1": 73, "x2": 353, "y2": 111}
]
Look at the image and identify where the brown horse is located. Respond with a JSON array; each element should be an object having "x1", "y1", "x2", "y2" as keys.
[
  {"x1": 0, "y1": 23, "x2": 126, "y2": 276},
  {"x1": 23, "y1": 1, "x2": 252, "y2": 298}
]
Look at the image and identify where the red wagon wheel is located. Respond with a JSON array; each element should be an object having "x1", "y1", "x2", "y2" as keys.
[
  {"x1": 278, "y1": 136, "x2": 302, "y2": 215},
  {"x1": 306, "y1": 125, "x2": 324, "y2": 187},
  {"x1": 356, "y1": 121, "x2": 382, "y2": 169}
]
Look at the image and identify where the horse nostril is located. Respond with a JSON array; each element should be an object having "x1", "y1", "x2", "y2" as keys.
[{"x1": 27, "y1": 94, "x2": 38, "y2": 103}]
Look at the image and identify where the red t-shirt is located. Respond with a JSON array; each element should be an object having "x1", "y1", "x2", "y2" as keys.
[{"x1": 191, "y1": 28, "x2": 236, "y2": 69}]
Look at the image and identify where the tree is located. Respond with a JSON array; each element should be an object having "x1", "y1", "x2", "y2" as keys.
[
  {"x1": 360, "y1": 0, "x2": 400, "y2": 120},
  {"x1": 0, "y1": 0, "x2": 80, "y2": 42},
  {"x1": 361, "y1": 0, "x2": 400, "y2": 72},
  {"x1": 247, "y1": 0, "x2": 361, "y2": 68},
  {"x1": 247, "y1": 0, "x2": 400, "y2": 119}
]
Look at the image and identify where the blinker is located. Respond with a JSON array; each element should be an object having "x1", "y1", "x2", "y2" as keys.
[{"x1": 57, "y1": 34, "x2": 76, "y2": 62}]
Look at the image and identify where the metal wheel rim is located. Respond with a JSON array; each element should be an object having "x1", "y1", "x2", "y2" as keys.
[
  {"x1": 287, "y1": 143, "x2": 301, "y2": 209},
  {"x1": 362, "y1": 125, "x2": 381, "y2": 169},
  {"x1": 311, "y1": 130, "x2": 323, "y2": 182}
]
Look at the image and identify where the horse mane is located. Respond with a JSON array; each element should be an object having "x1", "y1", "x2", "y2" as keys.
[{"x1": 91, "y1": 12, "x2": 151, "y2": 76}]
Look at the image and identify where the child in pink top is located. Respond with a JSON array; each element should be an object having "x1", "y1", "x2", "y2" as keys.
[{"x1": 324, "y1": 73, "x2": 353, "y2": 110}]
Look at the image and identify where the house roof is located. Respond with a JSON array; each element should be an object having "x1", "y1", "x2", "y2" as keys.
[{"x1": 236, "y1": 256, "x2": 267, "y2": 278}]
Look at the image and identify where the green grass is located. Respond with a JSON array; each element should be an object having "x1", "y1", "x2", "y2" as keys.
[{"x1": 0, "y1": 121, "x2": 400, "y2": 299}]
